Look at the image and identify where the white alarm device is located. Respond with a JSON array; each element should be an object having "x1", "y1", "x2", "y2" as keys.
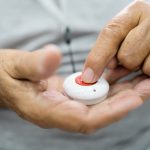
[{"x1": 63, "y1": 72, "x2": 109, "y2": 105}]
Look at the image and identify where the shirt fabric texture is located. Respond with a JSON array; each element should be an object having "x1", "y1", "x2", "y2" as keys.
[{"x1": 0, "y1": 0, "x2": 150, "y2": 150}]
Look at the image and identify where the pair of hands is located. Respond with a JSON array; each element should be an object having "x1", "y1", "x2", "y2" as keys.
[{"x1": 0, "y1": 0, "x2": 150, "y2": 134}]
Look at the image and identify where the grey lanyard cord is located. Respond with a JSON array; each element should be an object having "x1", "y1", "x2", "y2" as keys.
[
  {"x1": 38, "y1": 0, "x2": 76, "y2": 73},
  {"x1": 64, "y1": 27, "x2": 76, "y2": 73}
]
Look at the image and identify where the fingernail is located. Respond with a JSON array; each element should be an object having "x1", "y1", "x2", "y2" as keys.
[{"x1": 82, "y1": 67, "x2": 96, "y2": 83}]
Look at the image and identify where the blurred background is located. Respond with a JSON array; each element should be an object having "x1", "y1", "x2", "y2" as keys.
[{"x1": 0, "y1": 0, "x2": 150, "y2": 150}]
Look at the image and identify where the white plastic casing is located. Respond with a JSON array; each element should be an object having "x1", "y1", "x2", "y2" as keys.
[{"x1": 63, "y1": 72, "x2": 109, "y2": 105}]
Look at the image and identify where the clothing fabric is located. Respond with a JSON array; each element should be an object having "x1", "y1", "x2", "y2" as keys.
[
  {"x1": 0, "y1": 0, "x2": 133, "y2": 75},
  {"x1": 0, "y1": 0, "x2": 150, "y2": 150}
]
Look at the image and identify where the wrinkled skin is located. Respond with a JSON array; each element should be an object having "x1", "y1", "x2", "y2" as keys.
[
  {"x1": 0, "y1": 46, "x2": 149, "y2": 134},
  {"x1": 83, "y1": 0, "x2": 150, "y2": 83},
  {"x1": 0, "y1": 0, "x2": 150, "y2": 134}
]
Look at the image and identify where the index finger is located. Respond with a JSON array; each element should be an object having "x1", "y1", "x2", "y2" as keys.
[{"x1": 82, "y1": 1, "x2": 142, "y2": 83}]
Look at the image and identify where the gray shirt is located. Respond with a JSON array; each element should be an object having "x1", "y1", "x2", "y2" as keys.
[{"x1": 0, "y1": 0, "x2": 150, "y2": 150}]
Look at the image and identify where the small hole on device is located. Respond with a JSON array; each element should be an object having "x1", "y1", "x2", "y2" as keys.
[{"x1": 93, "y1": 89, "x2": 96, "y2": 92}]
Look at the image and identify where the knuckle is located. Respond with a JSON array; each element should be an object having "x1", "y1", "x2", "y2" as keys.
[
  {"x1": 102, "y1": 22, "x2": 124, "y2": 39},
  {"x1": 132, "y1": 0, "x2": 150, "y2": 12},
  {"x1": 133, "y1": 0, "x2": 146, "y2": 7},
  {"x1": 143, "y1": 63, "x2": 150, "y2": 76},
  {"x1": 118, "y1": 51, "x2": 136, "y2": 70}
]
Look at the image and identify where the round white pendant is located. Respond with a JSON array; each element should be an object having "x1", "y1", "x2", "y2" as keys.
[{"x1": 63, "y1": 72, "x2": 109, "y2": 105}]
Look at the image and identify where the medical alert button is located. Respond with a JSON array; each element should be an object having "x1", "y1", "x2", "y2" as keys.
[
  {"x1": 75, "y1": 75, "x2": 96, "y2": 86},
  {"x1": 63, "y1": 72, "x2": 109, "y2": 105}
]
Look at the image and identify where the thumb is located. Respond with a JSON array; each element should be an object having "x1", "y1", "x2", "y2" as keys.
[{"x1": 10, "y1": 44, "x2": 61, "y2": 81}]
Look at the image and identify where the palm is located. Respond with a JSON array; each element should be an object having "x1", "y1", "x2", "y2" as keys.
[
  {"x1": 9, "y1": 68, "x2": 150, "y2": 133},
  {"x1": 48, "y1": 72, "x2": 149, "y2": 101},
  {"x1": 43, "y1": 70, "x2": 149, "y2": 132},
  {"x1": 108, "y1": 75, "x2": 149, "y2": 99}
]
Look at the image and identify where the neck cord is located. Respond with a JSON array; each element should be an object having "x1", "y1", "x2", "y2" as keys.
[
  {"x1": 38, "y1": 0, "x2": 76, "y2": 73},
  {"x1": 64, "y1": 27, "x2": 76, "y2": 73}
]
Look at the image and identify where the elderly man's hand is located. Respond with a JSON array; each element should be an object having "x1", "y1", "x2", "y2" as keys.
[
  {"x1": 82, "y1": 0, "x2": 150, "y2": 83},
  {"x1": 0, "y1": 46, "x2": 149, "y2": 134}
]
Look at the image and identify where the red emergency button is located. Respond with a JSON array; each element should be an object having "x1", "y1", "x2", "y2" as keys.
[{"x1": 75, "y1": 75, "x2": 96, "y2": 86}]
